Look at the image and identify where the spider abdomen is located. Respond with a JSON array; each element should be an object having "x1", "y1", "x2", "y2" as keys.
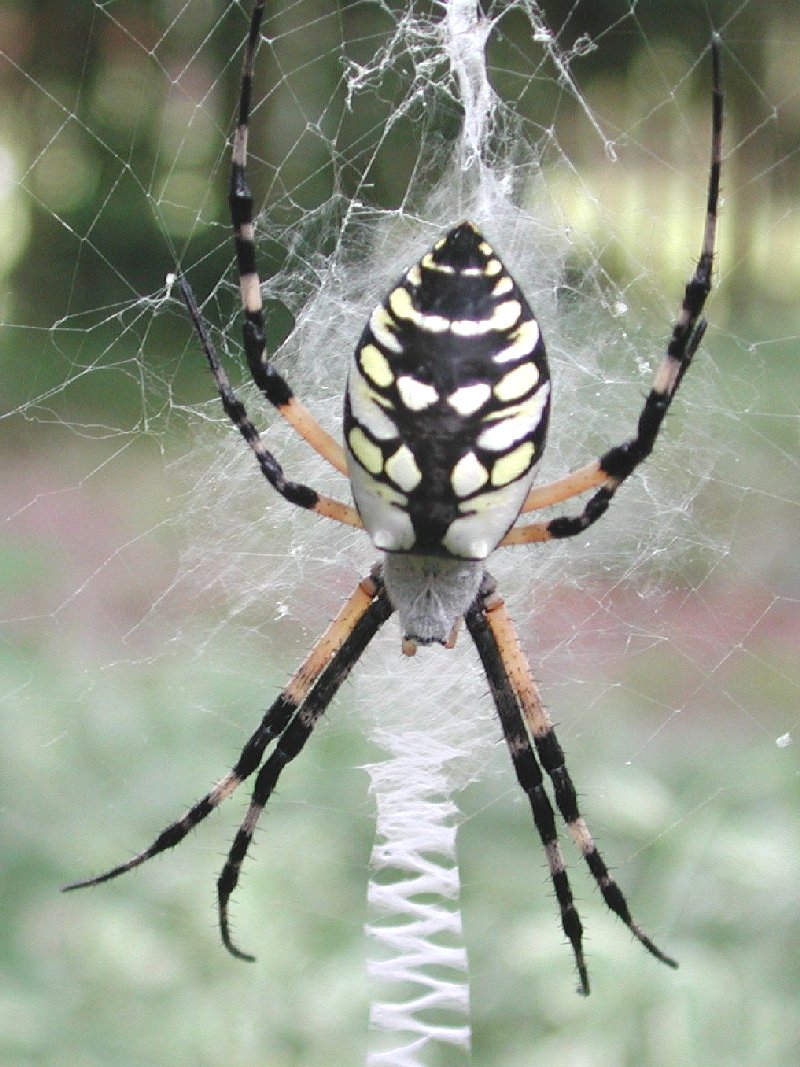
[{"x1": 345, "y1": 221, "x2": 551, "y2": 560}]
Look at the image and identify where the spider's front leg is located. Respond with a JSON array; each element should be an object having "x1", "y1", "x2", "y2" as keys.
[
  {"x1": 64, "y1": 572, "x2": 394, "y2": 963},
  {"x1": 466, "y1": 575, "x2": 678, "y2": 995},
  {"x1": 465, "y1": 579, "x2": 589, "y2": 993},
  {"x1": 215, "y1": 573, "x2": 394, "y2": 959},
  {"x1": 504, "y1": 35, "x2": 722, "y2": 548}
]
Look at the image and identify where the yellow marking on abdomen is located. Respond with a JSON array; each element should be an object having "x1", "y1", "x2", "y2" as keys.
[
  {"x1": 348, "y1": 426, "x2": 383, "y2": 474},
  {"x1": 491, "y1": 442, "x2": 535, "y2": 486}
]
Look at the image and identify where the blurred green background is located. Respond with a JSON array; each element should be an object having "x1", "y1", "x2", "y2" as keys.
[{"x1": 1, "y1": 2, "x2": 798, "y2": 1066}]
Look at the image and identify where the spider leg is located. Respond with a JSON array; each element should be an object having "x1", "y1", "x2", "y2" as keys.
[
  {"x1": 474, "y1": 577, "x2": 678, "y2": 988},
  {"x1": 62, "y1": 573, "x2": 385, "y2": 894},
  {"x1": 465, "y1": 579, "x2": 590, "y2": 995},
  {"x1": 504, "y1": 35, "x2": 722, "y2": 546},
  {"x1": 519, "y1": 459, "x2": 606, "y2": 514},
  {"x1": 216, "y1": 577, "x2": 394, "y2": 960},
  {"x1": 229, "y1": 0, "x2": 348, "y2": 476},
  {"x1": 180, "y1": 276, "x2": 362, "y2": 528}
]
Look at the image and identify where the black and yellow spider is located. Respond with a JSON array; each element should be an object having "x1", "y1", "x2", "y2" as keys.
[{"x1": 65, "y1": 2, "x2": 722, "y2": 995}]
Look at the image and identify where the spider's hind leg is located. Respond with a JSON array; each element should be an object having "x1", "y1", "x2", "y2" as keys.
[
  {"x1": 503, "y1": 35, "x2": 723, "y2": 549},
  {"x1": 227, "y1": 0, "x2": 347, "y2": 476},
  {"x1": 179, "y1": 276, "x2": 362, "y2": 530}
]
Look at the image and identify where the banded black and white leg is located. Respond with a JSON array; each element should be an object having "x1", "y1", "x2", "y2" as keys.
[
  {"x1": 179, "y1": 277, "x2": 361, "y2": 529},
  {"x1": 64, "y1": 573, "x2": 394, "y2": 959},
  {"x1": 227, "y1": 0, "x2": 348, "y2": 476},
  {"x1": 177, "y1": 3, "x2": 358, "y2": 527},
  {"x1": 466, "y1": 576, "x2": 677, "y2": 995},
  {"x1": 503, "y1": 34, "x2": 722, "y2": 549}
]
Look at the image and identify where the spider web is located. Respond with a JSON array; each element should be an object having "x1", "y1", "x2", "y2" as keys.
[{"x1": 2, "y1": 3, "x2": 799, "y2": 1066}]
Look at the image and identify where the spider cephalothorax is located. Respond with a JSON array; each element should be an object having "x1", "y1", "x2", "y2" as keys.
[{"x1": 65, "y1": 0, "x2": 722, "y2": 996}]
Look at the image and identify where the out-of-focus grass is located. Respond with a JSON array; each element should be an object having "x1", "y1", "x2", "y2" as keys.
[{"x1": 1, "y1": 324, "x2": 798, "y2": 1067}]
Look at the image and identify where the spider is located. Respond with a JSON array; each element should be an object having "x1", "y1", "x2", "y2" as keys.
[{"x1": 65, "y1": 2, "x2": 723, "y2": 996}]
